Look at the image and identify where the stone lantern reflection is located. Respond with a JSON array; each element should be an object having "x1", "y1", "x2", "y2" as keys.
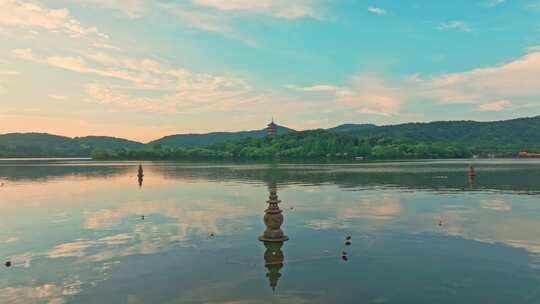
[{"x1": 259, "y1": 181, "x2": 288, "y2": 292}]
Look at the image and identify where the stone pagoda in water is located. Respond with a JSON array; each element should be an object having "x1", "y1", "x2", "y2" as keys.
[
  {"x1": 259, "y1": 182, "x2": 288, "y2": 242},
  {"x1": 259, "y1": 181, "x2": 288, "y2": 292},
  {"x1": 267, "y1": 118, "x2": 278, "y2": 138}
]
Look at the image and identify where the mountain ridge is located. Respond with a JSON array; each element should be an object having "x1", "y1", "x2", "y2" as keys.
[{"x1": 1, "y1": 115, "x2": 540, "y2": 157}]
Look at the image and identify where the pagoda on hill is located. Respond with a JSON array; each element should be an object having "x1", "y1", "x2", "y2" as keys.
[{"x1": 267, "y1": 118, "x2": 277, "y2": 138}]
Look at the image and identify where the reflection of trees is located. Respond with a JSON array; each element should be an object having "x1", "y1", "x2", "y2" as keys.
[
  {"x1": 0, "y1": 163, "x2": 130, "y2": 181},
  {"x1": 153, "y1": 163, "x2": 540, "y2": 193}
]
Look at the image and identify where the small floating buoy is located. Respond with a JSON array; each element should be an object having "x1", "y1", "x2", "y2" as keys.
[
  {"x1": 290, "y1": 206, "x2": 294, "y2": 210},
  {"x1": 342, "y1": 251, "x2": 347, "y2": 256},
  {"x1": 5, "y1": 261, "x2": 11, "y2": 267},
  {"x1": 438, "y1": 219, "x2": 443, "y2": 227},
  {"x1": 141, "y1": 215, "x2": 145, "y2": 220},
  {"x1": 209, "y1": 233, "x2": 215, "y2": 238},
  {"x1": 345, "y1": 241, "x2": 351, "y2": 246},
  {"x1": 341, "y1": 255, "x2": 348, "y2": 261},
  {"x1": 345, "y1": 235, "x2": 352, "y2": 241}
]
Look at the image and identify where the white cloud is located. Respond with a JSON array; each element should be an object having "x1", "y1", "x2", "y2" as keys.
[
  {"x1": 294, "y1": 76, "x2": 402, "y2": 116},
  {"x1": 49, "y1": 95, "x2": 66, "y2": 100},
  {"x1": 0, "y1": 0, "x2": 108, "y2": 38},
  {"x1": 0, "y1": 70, "x2": 20, "y2": 76},
  {"x1": 367, "y1": 7, "x2": 386, "y2": 15},
  {"x1": 416, "y1": 50, "x2": 540, "y2": 104},
  {"x1": 484, "y1": 0, "x2": 505, "y2": 7},
  {"x1": 191, "y1": 0, "x2": 323, "y2": 19},
  {"x1": 75, "y1": 0, "x2": 148, "y2": 18},
  {"x1": 476, "y1": 100, "x2": 512, "y2": 111},
  {"x1": 437, "y1": 21, "x2": 472, "y2": 32},
  {"x1": 291, "y1": 46, "x2": 540, "y2": 115},
  {"x1": 12, "y1": 48, "x2": 34, "y2": 60}
]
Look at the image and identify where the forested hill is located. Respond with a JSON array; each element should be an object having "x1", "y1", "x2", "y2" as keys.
[
  {"x1": 0, "y1": 133, "x2": 143, "y2": 157},
  {"x1": 351, "y1": 115, "x2": 540, "y2": 151},
  {"x1": 148, "y1": 125, "x2": 295, "y2": 148},
  {"x1": 2, "y1": 116, "x2": 540, "y2": 158}
]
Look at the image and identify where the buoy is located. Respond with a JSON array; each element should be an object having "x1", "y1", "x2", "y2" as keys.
[
  {"x1": 345, "y1": 235, "x2": 352, "y2": 241},
  {"x1": 141, "y1": 215, "x2": 145, "y2": 220},
  {"x1": 5, "y1": 261, "x2": 11, "y2": 267},
  {"x1": 345, "y1": 241, "x2": 351, "y2": 246},
  {"x1": 341, "y1": 255, "x2": 348, "y2": 261},
  {"x1": 209, "y1": 233, "x2": 215, "y2": 238}
]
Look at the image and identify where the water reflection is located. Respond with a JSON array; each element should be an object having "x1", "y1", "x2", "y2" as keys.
[
  {"x1": 137, "y1": 164, "x2": 144, "y2": 188},
  {"x1": 1, "y1": 161, "x2": 540, "y2": 303}
]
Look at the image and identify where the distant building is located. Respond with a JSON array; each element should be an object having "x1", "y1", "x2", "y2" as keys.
[{"x1": 267, "y1": 118, "x2": 277, "y2": 138}]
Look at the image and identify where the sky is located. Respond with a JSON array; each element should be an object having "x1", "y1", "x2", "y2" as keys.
[{"x1": 1, "y1": 0, "x2": 540, "y2": 142}]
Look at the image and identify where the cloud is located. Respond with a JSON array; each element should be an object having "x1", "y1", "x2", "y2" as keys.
[
  {"x1": 191, "y1": 0, "x2": 323, "y2": 19},
  {"x1": 437, "y1": 21, "x2": 472, "y2": 32},
  {"x1": 476, "y1": 100, "x2": 512, "y2": 111},
  {"x1": 367, "y1": 7, "x2": 386, "y2": 15},
  {"x1": 12, "y1": 48, "x2": 34, "y2": 60},
  {"x1": 291, "y1": 46, "x2": 540, "y2": 115},
  {"x1": 0, "y1": 70, "x2": 21, "y2": 76},
  {"x1": 49, "y1": 95, "x2": 66, "y2": 100},
  {"x1": 415, "y1": 50, "x2": 540, "y2": 104},
  {"x1": 12, "y1": 46, "x2": 262, "y2": 114},
  {"x1": 483, "y1": 0, "x2": 505, "y2": 7},
  {"x1": 75, "y1": 0, "x2": 148, "y2": 18},
  {"x1": 293, "y1": 76, "x2": 402, "y2": 116},
  {"x1": 0, "y1": 0, "x2": 108, "y2": 38}
]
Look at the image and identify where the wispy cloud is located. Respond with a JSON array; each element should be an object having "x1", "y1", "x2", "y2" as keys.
[
  {"x1": 476, "y1": 100, "x2": 513, "y2": 111},
  {"x1": 74, "y1": 0, "x2": 149, "y2": 19},
  {"x1": 483, "y1": 0, "x2": 506, "y2": 7},
  {"x1": 0, "y1": 70, "x2": 21, "y2": 76},
  {"x1": 437, "y1": 20, "x2": 472, "y2": 32},
  {"x1": 191, "y1": 0, "x2": 324, "y2": 19},
  {"x1": 0, "y1": 0, "x2": 108, "y2": 38},
  {"x1": 367, "y1": 7, "x2": 386, "y2": 15},
  {"x1": 290, "y1": 76, "x2": 402, "y2": 116}
]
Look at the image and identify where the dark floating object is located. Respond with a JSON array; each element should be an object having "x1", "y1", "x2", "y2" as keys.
[
  {"x1": 341, "y1": 255, "x2": 348, "y2": 261},
  {"x1": 345, "y1": 235, "x2": 352, "y2": 241},
  {"x1": 141, "y1": 215, "x2": 145, "y2": 220},
  {"x1": 209, "y1": 233, "x2": 215, "y2": 238},
  {"x1": 345, "y1": 241, "x2": 351, "y2": 246},
  {"x1": 342, "y1": 251, "x2": 347, "y2": 256},
  {"x1": 290, "y1": 206, "x2": 294, "y2": 210},
  {"x1": 438, "y1": 219, "x2": 443, "y2": 226},
  {"x1": 5, "y1": 261, "x2": 11, "y2": 267}
]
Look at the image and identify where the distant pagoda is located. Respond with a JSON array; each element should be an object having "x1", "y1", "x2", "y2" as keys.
[{"x1": 267, "y1": 118, "x2": 278, "y2": 138}]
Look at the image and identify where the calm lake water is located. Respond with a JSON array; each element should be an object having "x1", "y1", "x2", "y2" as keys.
[{"x1": 1, "y1": 160, "x2": 540, "y2": 303}]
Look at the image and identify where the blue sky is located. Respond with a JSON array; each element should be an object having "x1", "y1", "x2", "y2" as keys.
[{"x1": 1, "y1": 0, "x2": 540, "y2": 141}]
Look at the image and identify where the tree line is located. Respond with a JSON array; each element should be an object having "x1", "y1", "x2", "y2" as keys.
[{"x1": 91, "y1": 130, "x2": 473, "y2": 160}]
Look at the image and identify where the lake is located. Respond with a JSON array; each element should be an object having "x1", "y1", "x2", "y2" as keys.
[{"x1": 1, "y1": 159, "x2": 539, "y2": 303}]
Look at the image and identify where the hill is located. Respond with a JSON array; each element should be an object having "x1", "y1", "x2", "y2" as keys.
[
  {"x1": 352, "y1": 116, "x2": 540, "y2": 152},
  {"x1": 328, "y1": 123, "x2": 377, "y2": 133},
  {"x1": 74, "y1": 136, "x2": 144, "y2": 150},
  {"x1": 149, "y1": 125, "x2": 295, "y2": 148},
  {"x1": 0, "y1": 133, "x2": 144, "y2": 157}
]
